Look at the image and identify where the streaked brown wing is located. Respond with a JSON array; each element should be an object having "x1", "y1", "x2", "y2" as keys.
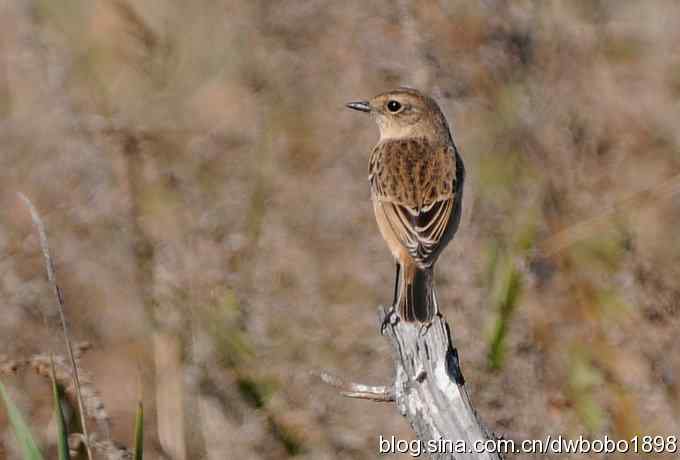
[{"x1": 369, "y1": 140, "x2": 458, "y2": 267}]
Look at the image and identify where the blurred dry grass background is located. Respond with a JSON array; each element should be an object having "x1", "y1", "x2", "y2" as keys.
[{"x1": 1, "y1": 0, "x2": 680, "y2": 458}]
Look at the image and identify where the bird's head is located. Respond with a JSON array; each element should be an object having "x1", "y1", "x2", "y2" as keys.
[{"x1": 346, "y1": 88, "x2": 451, "y2": 142}]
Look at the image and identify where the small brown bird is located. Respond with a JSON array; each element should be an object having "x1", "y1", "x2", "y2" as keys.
[{"x1": 347, "y1": 88, "x2": 464, "y2": 323}]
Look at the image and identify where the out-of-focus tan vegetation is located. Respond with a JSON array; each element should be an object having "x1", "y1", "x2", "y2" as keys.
[{"x1": 1, "y1": 0, "x2": 680, "y2": 458}]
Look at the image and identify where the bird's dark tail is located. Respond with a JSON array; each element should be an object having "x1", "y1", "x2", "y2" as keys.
[{"x1": 397, "y1": 264, "x2": 437, "y2": 322}]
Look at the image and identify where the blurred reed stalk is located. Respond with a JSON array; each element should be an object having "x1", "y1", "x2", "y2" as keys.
[{"x1": 17, "y1": 193, "x2": 94, "y2": 460}]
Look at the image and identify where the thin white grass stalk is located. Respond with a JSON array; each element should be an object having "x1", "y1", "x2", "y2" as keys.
[{"x1": 17, "y1": 193, "x2": 94, "y2": 460}]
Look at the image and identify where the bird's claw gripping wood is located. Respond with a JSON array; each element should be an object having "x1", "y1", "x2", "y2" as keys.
[
  {"x1": 380, "y1": 305, "x2": 398, "y2": 334},
  {"x1": 417, "y1": 321, "x2": 433, "y2": 337}
]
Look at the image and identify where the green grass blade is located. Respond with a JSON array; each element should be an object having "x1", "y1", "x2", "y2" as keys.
[
  {"x1": 487, "y1": 255, "x2": 523, "y2": 370},
  {"x1": 0, "y1": 380, "x2": 45, "y2": 460},
  {"x1": 133, "y1": 401, "x2": 144, "y2": 460},
  {"x1": 50, "y1": 358, "x2": 71, "y2": 460}
]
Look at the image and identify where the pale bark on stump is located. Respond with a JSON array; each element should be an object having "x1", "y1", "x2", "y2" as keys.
[{"x1": 379, "y1": 306, "x2": 502, "y2": 460}]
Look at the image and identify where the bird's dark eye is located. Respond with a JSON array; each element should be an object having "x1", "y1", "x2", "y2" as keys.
[{"x1": 387, "y1": 100, "x2": 402, "y2": 112}]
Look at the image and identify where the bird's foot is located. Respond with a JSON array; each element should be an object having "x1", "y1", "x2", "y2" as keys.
[
  {"x1": 418, "y1": 321, "x2": 433, "y2": 337},
  {"x1": 380, "y1": 306, "x2": 399, "y2": 334}
]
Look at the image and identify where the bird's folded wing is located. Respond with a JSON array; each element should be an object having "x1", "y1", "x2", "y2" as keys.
[
  {"x1": 369, "y1": 140, "x2": 458, "y2": 266},
  {"x1": 377, "y1": 197, "x2": 454, "y2": 265}
]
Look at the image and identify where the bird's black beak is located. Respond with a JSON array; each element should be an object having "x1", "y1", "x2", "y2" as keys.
[{"x1": 346, "y1": 100, "x2": 371, "y2": 113}]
